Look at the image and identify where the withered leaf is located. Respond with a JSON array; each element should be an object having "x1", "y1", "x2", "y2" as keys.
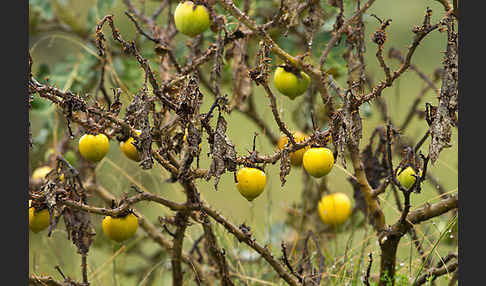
[
  {"x1": 329, "y1": 110, "x2": 347, "y2": 166},
  {"x1": 229, "y1": 39, "x2": 251, "y2": 110},
  {"x1": 248, "y1": 40, "x2": 271, "y2": 86},
  {"x1": 429, "y1": 16, "x2": 458, "y2": 164},
  {"x1": 124, "y1": 91, "x2": 155, "y2": 169},
  {"x1": 279, "y1": 149, "x2": 291, "y2": 187},
  {"x1": 63, "y1": 207, "x2": 96, "y2": 255},
  {"x1": 178, "y1": 123, "x2": 202, "y2": 180},
  {"x1": 205, "y1": 114, "x2": 237, "y2": 190}
]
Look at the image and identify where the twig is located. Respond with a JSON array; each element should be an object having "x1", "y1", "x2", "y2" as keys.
[
  {"x1": 413, "y1": 260, "x2": 458, "y2": 286},
  {"x1": 364, "y1": 252, "x2": 373, "y2": 286}
]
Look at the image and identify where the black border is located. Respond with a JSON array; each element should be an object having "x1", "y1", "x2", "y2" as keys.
[
  {"x1": 5, "y1": 0, "x2": 29, "y2": 284},
  {"x1": 20, "y1": 0, "x2": 470, "y2": 285}
]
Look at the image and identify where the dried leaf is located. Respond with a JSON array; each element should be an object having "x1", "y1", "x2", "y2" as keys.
[
  {"x1": 124, "y1": 90, "x2": 155, "y2": 169},
  {"x1": 229, "y1": 39, "x2": 251, "y2": 110},
  {"x1": 205, "y1": 114, "x2": 237, "y2": 189},
  {"x1": 429, "y1": 16, "x2": 458, "y2": 164},
  {"x1": 329, "y1": 110, "x2": 347, "y2": 166},
  {"x1": 178, "y1": 124, "x2": 202, "y2": 180},
  {"x1": 248, "y1": 40, "x2": 271, "y2": 86},
  {"x1": 279, "y1": 149, "x2": 291, "y2": 187}
]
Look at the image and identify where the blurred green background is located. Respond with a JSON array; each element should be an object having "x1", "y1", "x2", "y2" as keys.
[{"x1": 29, "y1": 0, "x2": 457, "y2": 285}]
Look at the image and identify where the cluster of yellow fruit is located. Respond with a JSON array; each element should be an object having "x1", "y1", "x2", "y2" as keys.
[
  {"x1": 277, "y1": 132, "x2": 350, "y2": 225},
  {"x1": 173, "y1": 2, "x2": 311, "y2": 101},
  {"x1": 29, "y1": 199, "x2": 139, "y2": 243},
  {"x1": 277, "y1": 132, "x2": 334, "y2": 178},
  {"x1": 78, "y1": 131, "x2": 143, "y2": 164},
  {"x1": 29, "y1": 132, "x2": 142, "y2": 242},
  {"x1": 235, "y1": 131, "x2": 351, "y2": 226}
]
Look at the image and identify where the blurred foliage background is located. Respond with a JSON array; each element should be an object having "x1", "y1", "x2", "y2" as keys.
[{"x1": 29, "y1": 0, "x2": 457, "y2": 285}]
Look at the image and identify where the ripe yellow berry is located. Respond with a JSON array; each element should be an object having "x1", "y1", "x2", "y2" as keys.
[
  {"x1": 273, "y1": 67, "x2": 311, "y2": 99},
  {"x1": 120, "y1": 130, "x2": 142, "y2": 162},
  {"x1": 102, "y1": 213, "x2": 139, "y2": 243},
  {"x1": 318, "y1": 193, "x2": 352, "y2": 226},
  {"x1": 302, "y1": 147, "x2": 334, "y2": 178},
  {"x1": 78, "y1": 133, "x2": 110, "y2": 163},
  {"x1": 277, "y1": 132, "x2": 309, "y2": 166},
  {"x1": 396, "y1": 166, "x2": 421, "y2": 189},
  {"x1": 174, "y1": 1, "x2": 211, "y2": 37},
  {"x1": 29, "y1": 200, "x2": 50, "y2": 233},
  {"x1": 236, "y1": 167, "x2": 267, "y2": 201},
  {"x1": 31, "y1": 166, "x2": 52, "y2": 182}
]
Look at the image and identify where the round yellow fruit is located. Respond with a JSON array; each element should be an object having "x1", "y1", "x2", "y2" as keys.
[
  {"x1": 31, "y1": 166, "x2": 52, "y2": 182},
  {"x1": 236, "y1": 167, "x2": 267, "y2": 201},
  {"x1": 174, "y1": 1, "x2": 211, "y2": 37},
  {"x1": 396, "y1": 166, "x2": 421, "y2": 190},
  {"x1": 120, "y1": 130, "x2": 142, "y2": 162},
  {"x1": 318, "y1": 193, "x2": 352, "y2": 226},
  {"x1": 277, "y1": 132, "x2": 309, "y2": 166},
  {"x1": 273, "y1": 67, "x2": 311, "y2": 99},
  {"x1": 102, "y1": 213, "x2": 139, "y2": 243},
  {"x1": 78, "y1": 133, "x2": 110, "y2": 163},
  {"x1": 29, "y1": 200, "x2": 50, "y2": 233},
  {"x1": 302, "y1": 147, "x2": 334, "y2": 178}
]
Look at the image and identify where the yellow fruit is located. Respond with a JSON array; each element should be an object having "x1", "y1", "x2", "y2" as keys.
[
  {"x1": 31, "y1": 166, "x2": 52, "y2": 181},
  {"x1": 273, "y1": 67, "x2": 311, "y2": 99},
  {"x1": 174, "y1": 1, "x2": 211, "y2": 37},
  {"x1": 102, "y1": 213, "x2": 139, "y2": 243},
  {"x1": 318, "y1": 193, "x2": 352, "y2": 226},
  {"x1": 277, "y1": 132, "x2": 309, "y2": 166},
  {"x1": 120, "y1": 130, "x2": 142, "y2": 162},
  {"x1": 236, "y1": 167, "x2": 267, "y2": 201},
  {"x1": 396, "y1": 167, "x2": 421, "y2": 190},
  {"x1": 78, "y1": 133, "x2": 110, "y2": 163},
  {"x1": 302, "y1": 147, "x2": 334, "y2": 178},
  {"x1": 29, "y1": 200, "x2": 50, "y2": 233}
]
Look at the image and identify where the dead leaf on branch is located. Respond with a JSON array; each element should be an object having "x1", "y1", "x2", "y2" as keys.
[
  {"x1": 330, "y1": 110, "x2": 347, "y2": 166},
  {"x1": 429, "y1": 16, "x2": 458, "y2": 164},
  {"x1": 205, "y1": 114, "x2": 237, "y2": 190},
  {"x1": 248, "y1": 40, "x2": 272, "y2": 86},
  {"x1": 229, "y1": 38, "x2": 251, "y2": 111},
  {"x1": 178, "y1": 123, "x2": 202, "y2": 180},
  {"x1": 124, "y1": 90, "x2": 155, "y2": 169},
  {"x1": 280, "y1": 149, "x2": 291, "y2": 187},
  {"x1": 176, "y1": 76, "x2": 204, "y2": 120}
]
